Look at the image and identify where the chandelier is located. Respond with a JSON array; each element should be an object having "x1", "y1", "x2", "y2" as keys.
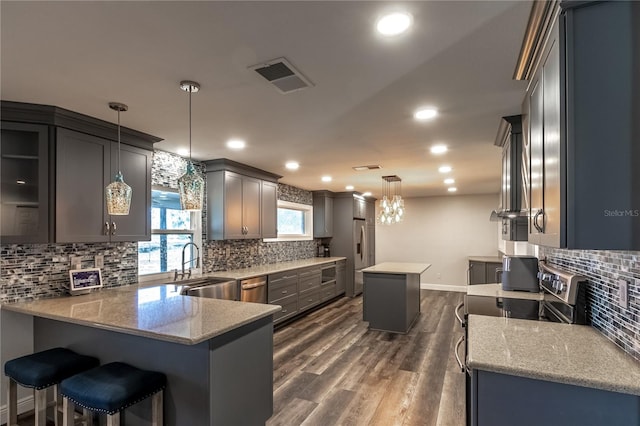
[{"x1": 377, "y1": 175, "x2": 405, "y2": 225}]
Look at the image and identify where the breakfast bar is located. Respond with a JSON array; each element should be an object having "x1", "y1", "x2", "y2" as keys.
[
  {"x1": 362, "y1": 262, "x2": 431, "y2": 333},
  {"x1": 1, "y1": 284, "x2": 280, "y2": 426}
]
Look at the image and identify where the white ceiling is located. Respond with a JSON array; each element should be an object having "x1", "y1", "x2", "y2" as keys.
[{"x1": 1, "y1": 1, "x2": 530, "y2": 198}]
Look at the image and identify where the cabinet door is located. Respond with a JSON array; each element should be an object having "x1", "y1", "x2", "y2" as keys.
[
  {"x1": 353, "y1": 198, "x2": 365, "y2": 219},
  {"x1": 336, "y1": 261, "x2": 346, "y2": 294},
  {"x1": 365, "y1": 200, "x2": 375, "y2": 225},
  {"x1": 242, "y1": 176, "x2": 261, "y2": 239},
  {"x1": 261, "y1": 180, "x2": 277, "y2": 239},
  {"x1": 56, "y1": 128, "x2": 110, "y2": 243},
  {"x1": 109, "y1": 143, "x2": 152, "y2": 242},
  {"x1": 528, "y1": 77, "x2": 544, "y2": 245},
  {"x1": 367, "y1": 225, "x2": 375, "y2": 266},
  {"x1": 223, "y1": 172, "x2": 244, "y2": 239},
  {"x1": 0, "y1": 121, "x2": 50, "y2": 243},
  {"x1": 485, "y1": 262, "x2": 502, "y2": 284},
  {"x1": 468, "y1": 261, "x2": 487, "y2": 285}
]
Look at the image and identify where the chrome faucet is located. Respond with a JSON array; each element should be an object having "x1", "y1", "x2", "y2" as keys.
[{"x1": 174, "y1": 242, "x2": 201, "y2": 281}]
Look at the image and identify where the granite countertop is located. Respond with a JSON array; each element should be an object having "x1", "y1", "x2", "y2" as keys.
[
  {"x1": 361, "y1": 262, "x2": 431, "y2": 275},
  {"x1": 467, "y1": 315, "x2": 640, "y2": 396},
  {"x1": 205, "y1": 257, "x2": 346, "y2": 280},
  {"x1": 468, "y1": 256, "x2": 503, "y2": 263},
  {"x1": 2, "y1": 285, "x2": 280, "y2": 346},
  {"x1": 467, "y1": 283, "x2": 544, "y2": 301}
]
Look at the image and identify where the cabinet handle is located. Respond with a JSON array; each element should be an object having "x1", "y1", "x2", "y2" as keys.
[
  {"x1": 282, "y1": 290, "x2": 288, "y2": 294},
  {"x1": 282, "y1": 309, "x2": 288, "y2": 314},
  {"x1": 104, "y1": 222, "x2": 110, "y2": 235},
  {"x1": 111, "y1": 222, "x2": 117, "y2": 235},
  {"x1": 533, "y1": 209, "x2": 544, "y2": 232}
]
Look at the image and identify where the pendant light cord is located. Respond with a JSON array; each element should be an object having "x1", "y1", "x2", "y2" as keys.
[
  {"x1": 117, "y1": 108, "x2": 121, "y2": 174},
  {"x1": 189, "y1": 86, "x2": 192, "y2": 162}
]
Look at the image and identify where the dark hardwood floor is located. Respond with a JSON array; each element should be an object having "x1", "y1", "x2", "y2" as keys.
[{"x1": 267, "y1": 290, "x2": 466, "y2": 426}]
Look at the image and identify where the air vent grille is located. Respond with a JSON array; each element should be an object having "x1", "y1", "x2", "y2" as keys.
[
  {"x1": 249, "y1": 57, "x2": 314, "y2": 94},
  {"x1": 353, "y1": 165, "x2": 382, "y2": 171}
]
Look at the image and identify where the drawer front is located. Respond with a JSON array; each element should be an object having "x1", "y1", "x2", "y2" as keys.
[
  {"x1": 271, "y1": 294, "x2": 298, "y2": 323},
  {"x1": 268, "y1": 280, "x2": 298, "y2": 303},
  {"x1": 299, "y1": 289, "x2": 322, "y2": 311},
  {"x1": 299, "y1": 273, "x2": 321, "y2": 293},
  {"x1": 268, "y1": 271, "x2": 298, "y2": 290},
  {"x1": 299, "y1": 267, "x2": 321, "y2": 279},
  {"x1": 320, "y1": 281, "x2": 336, "y2": 301}
]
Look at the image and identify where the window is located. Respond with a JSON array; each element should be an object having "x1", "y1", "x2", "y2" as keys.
[
  {"x1": 264, "y1": 200, "x2": 313, "y2": 242},
  {"x1": 138, "y1": 187, "x2": 202, "y2": 277}
]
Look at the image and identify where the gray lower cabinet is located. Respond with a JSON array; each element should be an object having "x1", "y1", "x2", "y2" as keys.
[
  {"x1": 56, "y1": 128, "x2": 152, "y2": 243},
  {"x1": 471, "y1": 369, "x2": 640, "y2": 426},
  {"x1": 468, "y1": 261, "x2": 502, "y2": 285},
  {"x1": 268, "y1": 270, "x2": 299, "y2": 323},
  {"x1": 336, "y1": 260, "x2": 346, "y2": 295},
  {"x1": 261, "y1": 180, "x2": 277, "y2": 239}
]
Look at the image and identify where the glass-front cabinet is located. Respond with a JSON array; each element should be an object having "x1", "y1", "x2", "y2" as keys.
[{"x1": 0, "y1": 121, "x2": 50, "y2": 244}]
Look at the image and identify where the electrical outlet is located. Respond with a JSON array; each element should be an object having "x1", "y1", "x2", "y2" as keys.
[
  {"x1": 619, "y1": 279, "x2": 629, "y2": 309},
  {"x1": 437, "y1": 273, "x2": 442, "y2": 280},
  {"x1": 226, "y1": 247, "x2": 231, "y2": 258},
  {"x1": 95, "y1": 255, "x2": 104, "y2": 268},
  {"x1": 70, "y1": 256, "x2": 81, "y2": 269}
]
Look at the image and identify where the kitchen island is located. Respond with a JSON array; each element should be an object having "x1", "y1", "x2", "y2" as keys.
[
  {"x1": 1, "y1": 284, "x2": 280, "y2": 426},
  {"x1": 362, "y1": 262, "x2": 431, "y2": 333}
]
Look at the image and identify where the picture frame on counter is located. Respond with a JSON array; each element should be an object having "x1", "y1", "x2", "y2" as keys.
[{"x1": 68, "y1": 268, "x2": 103, "y2": 294}]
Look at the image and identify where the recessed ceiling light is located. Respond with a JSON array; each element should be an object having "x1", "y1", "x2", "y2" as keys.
[
  {"x1": 448, "y1": 187, "x2": 457, "y2": 192},
  {"x1": 438, "y1": 165, "x2": 452, "y2": 173},
  {"x1": 444, "y1": 178, "x2": 455, "y2": 185},
  {"x1": 226, "y1": 139, "x2": 246, "y2": 150},
  {"x1": 177, "y1": 148, "x2": 189, "y2": 156},
  {"x1": 285, "y1": 161, "x2": 299, "y2": 170},
  {"x1": 321, "y1": 176, "x2": 332, "y2": 182},
  {"x1": 345, "y1": 185, "x2": 354, "y2": 190},
  {"x1": 414, "y1": 108, "x2": 438, "y2": 121},
  {"x1": 430, "y1": 144, "x2": 448, "y2": 155},
  {"x1": 376, "y1": 12, "x2": 413, "y2": 36},
  {"x1": 362, "y1": 192, "x2": 372, "y2": 197},
  {"x1": 16, "y1": 180, "x2": 26, "y2": 185}
]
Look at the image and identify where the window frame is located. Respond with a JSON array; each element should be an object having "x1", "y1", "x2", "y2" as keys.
[
  {"x1": 138, "y1": 186, "x2": 202, "y2": 281},
  {"x1": 263, "y1": 200, "x2": 314, "y2": 242}
]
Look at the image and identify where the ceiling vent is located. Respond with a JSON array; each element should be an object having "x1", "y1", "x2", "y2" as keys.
[
  {"x1": 353, "y1": 165, "x2": 382, "y2": 171},
  {"x1": 249, "y1": 57, "x2": 314, "y2": 94}
]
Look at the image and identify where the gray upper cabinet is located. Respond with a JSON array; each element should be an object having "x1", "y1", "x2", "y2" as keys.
[
  {"x1": 522, "y1": 2, "x2": 640, "y2": 249},
  {"x1": 1, "y1": 101, "x2": 159, "y2": 244},
  {"x1": 312, "y1": 191, "x2": 333, "y2": 238},
  {"x1": 261, "y1": 180, "x2": 277, "y2": 239},
  {"x1": 55, "y1": 128, "x2": 152, "y2": 243},
  {"x1": 0, "y1": 121, "x2": 50, "y2": 244},
  {"x1": 205, "y1": 159, "x2": 281, "y2": 240},
  {"x1": 353, "y1": 197, "x2": 366, "y2": 219}
]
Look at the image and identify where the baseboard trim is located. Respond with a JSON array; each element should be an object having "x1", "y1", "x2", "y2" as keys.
[
  {"x1": 1, "y1": 395, "x2": 34, "y2": 425},
  {"x1": 421, "y1": 283, "x2": 467, "y2": 293}
]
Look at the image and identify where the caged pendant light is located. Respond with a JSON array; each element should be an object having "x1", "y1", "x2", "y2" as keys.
[
  {"x1": 377, "y1": 175, "x2": 405, "y2": 225},
  {"x1": 106, "y1": 102, "x2": 132, "y2": 215},
  {"x1": 178, "y1": 80, "x2": 205, "y2": 211}
]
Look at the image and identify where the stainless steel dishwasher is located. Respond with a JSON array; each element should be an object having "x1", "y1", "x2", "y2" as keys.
[{"x1": 240, "y1": 276, "x2": 267, "y2": 303}]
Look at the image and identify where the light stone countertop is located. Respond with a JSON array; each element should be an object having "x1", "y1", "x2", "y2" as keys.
[
  {"x1": 467, "y1": 315, "x2": 640, "y2": 396},
  {"x1": 204, "y1": 257, "x2": 346, "y2": 280},
  {"x1": 2, "y1": 285, "x2": 280, "y2": 345},
  {"x1": 361, "y1": 262, "x2": 431, "y2": 275},
  {"x1": 467, "y1": 283, "x2": 544, "y2": 301},
  {"x1": 467, "y1": 256, "x2": 503, "y2": 263}
]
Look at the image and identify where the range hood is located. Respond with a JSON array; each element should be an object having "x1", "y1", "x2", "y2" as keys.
[{"x1": 490, "y1": 115, "x2": 528, "y2": 222}]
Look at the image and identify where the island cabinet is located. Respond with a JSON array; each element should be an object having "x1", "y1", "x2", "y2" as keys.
[
  {"x1": 336, "y1": 259, "x2": 347, "y2": 294},
  {"x1": 522, "y1": 1, "x2": 640, "y2": 249},
  {"x1": 268, "y1": 270, "x2": 299, "y2": 323},
  {"x1": 205, "y1": 159, "x2": 281, "y2": 240},
  {"x1": 0, "y1": 121, "x2": 50, "y2": 244},
  {"x1": 0, "y1": 101, "x2": 160, "y2": 244},
  {"x1": 312, "y1": 190, "x2": 334, "y2": 238}
]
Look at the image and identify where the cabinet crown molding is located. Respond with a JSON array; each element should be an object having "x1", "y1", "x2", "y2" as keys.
[{"x1": 204, "y1": 158, "x2": 281, "y2": 182}]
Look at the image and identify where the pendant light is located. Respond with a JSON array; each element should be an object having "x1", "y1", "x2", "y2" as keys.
[
  {"x1": 377, "y1": 175, "x2": 404, "y2": 225},
  {"x1": 106, "y1": 102, "x2": 132, "y2": 215},
  {"x1": 178, "y1": 80, "x2": 205, "y2": 211}
]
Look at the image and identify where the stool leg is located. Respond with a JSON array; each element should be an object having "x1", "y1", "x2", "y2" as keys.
[
  {"x1": 151, "y1": 390, "x2": 163, "y2": 426},
  {"x1": 53, "y1": 384, "x2": 60, "y2": 426},
  {"x1": 62, "y1": 397, "x2": 75, "y2": 426},
  {"x1": 106, "y1": 412, "x2": 120, "y2": 426},
  {"x1": 82, "y1": 408, "x2": 93, "y2": 426},
  {"x1": 7, "y1": 378, "x2": 17, "y2": 426},
  {"x1": 34, "y1": 388, "x2": 47, "y2": 426}
]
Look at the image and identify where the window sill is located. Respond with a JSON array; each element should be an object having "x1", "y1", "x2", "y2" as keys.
[{"x1": 263, "y1": 235, "x2": 314, "y2": 242}]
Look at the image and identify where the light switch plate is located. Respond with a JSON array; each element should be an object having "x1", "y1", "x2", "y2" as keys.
[
  {"x1": 619, "y1": 279, "x2": 629, "y2": 309},
  {"x1": 95, "y1": 255, "x2": 104, "y2": 268}
]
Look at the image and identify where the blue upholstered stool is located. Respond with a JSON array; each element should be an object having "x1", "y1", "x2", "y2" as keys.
[
  {"x1": 60, "y1": 362, "x2": 166, "y2": 426},
  {"x1": 4, "y1": 347, "x2": 99, "y2": 426}
]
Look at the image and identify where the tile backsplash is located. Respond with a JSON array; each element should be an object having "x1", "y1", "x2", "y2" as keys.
[
  {"x1": 540, "y1": 247, "x2": 640, "y2": 361},
  {"x1": 0, "y1": 149, "x2": 318, "y2": 303}
]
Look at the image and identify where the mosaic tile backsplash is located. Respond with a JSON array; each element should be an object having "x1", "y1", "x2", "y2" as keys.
[
  {"x1": 540, "y1": 247, "x2": 640, "y2": 361},
  {"x1": 0, "y1": 150, "x2": 318, "y2": 303}
]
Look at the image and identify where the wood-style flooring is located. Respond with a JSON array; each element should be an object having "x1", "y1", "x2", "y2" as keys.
[{"x1": 267, "y1": 290, "x2": 465, "y2": 426}]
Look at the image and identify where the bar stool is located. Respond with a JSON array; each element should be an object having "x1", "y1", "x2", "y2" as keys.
[
  {"x1": 4, "y1": 347, "x2": 99, "y2": 426},
  {"x1": 60, "y1": 362, "x2": 166, "y2": 426}
]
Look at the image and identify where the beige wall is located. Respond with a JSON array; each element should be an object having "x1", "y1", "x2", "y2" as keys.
[{"x1": 376, "y1": 194, "x2": 499, "y2": 286}]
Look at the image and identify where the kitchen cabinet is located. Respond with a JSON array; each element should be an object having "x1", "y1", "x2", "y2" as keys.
[
  {"x1": 56, "y1": 128, "x2": 152, "y2": 243},
  {"x1": 468, "y1": 260, "x2": 502, "y2": 285},
  {"x1": 523, "y1": 1, "x2": 640, "y2": 249},
  {"x1": 206, "y1": 159, "x2": 281, "y2": 240},
  {"x1": 268, "y1": 270, "x2": 299, "y2": 324},
  {"x1": 353, "y1": 196, "x2": 366, "y2": 219},
  {"x1": 261, "y1": 180, "x2": 277, "y2": 239},
  {"x1": 0, "y1": 101, "x2": 159, "y2": 244},
  {"x1": 312, "y1": 190, "x2": 333, "y2": 238},
  {"x1": 0, "y1": 121, "x2": 50, "y2": 244},
  {"x1": 336, "y1": 259, "x2": 346, "y2": 294}
]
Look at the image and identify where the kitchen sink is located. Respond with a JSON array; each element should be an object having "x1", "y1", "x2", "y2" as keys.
[{"x1": 164, "y1": 277, "x2": 239, "y2": 301}]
